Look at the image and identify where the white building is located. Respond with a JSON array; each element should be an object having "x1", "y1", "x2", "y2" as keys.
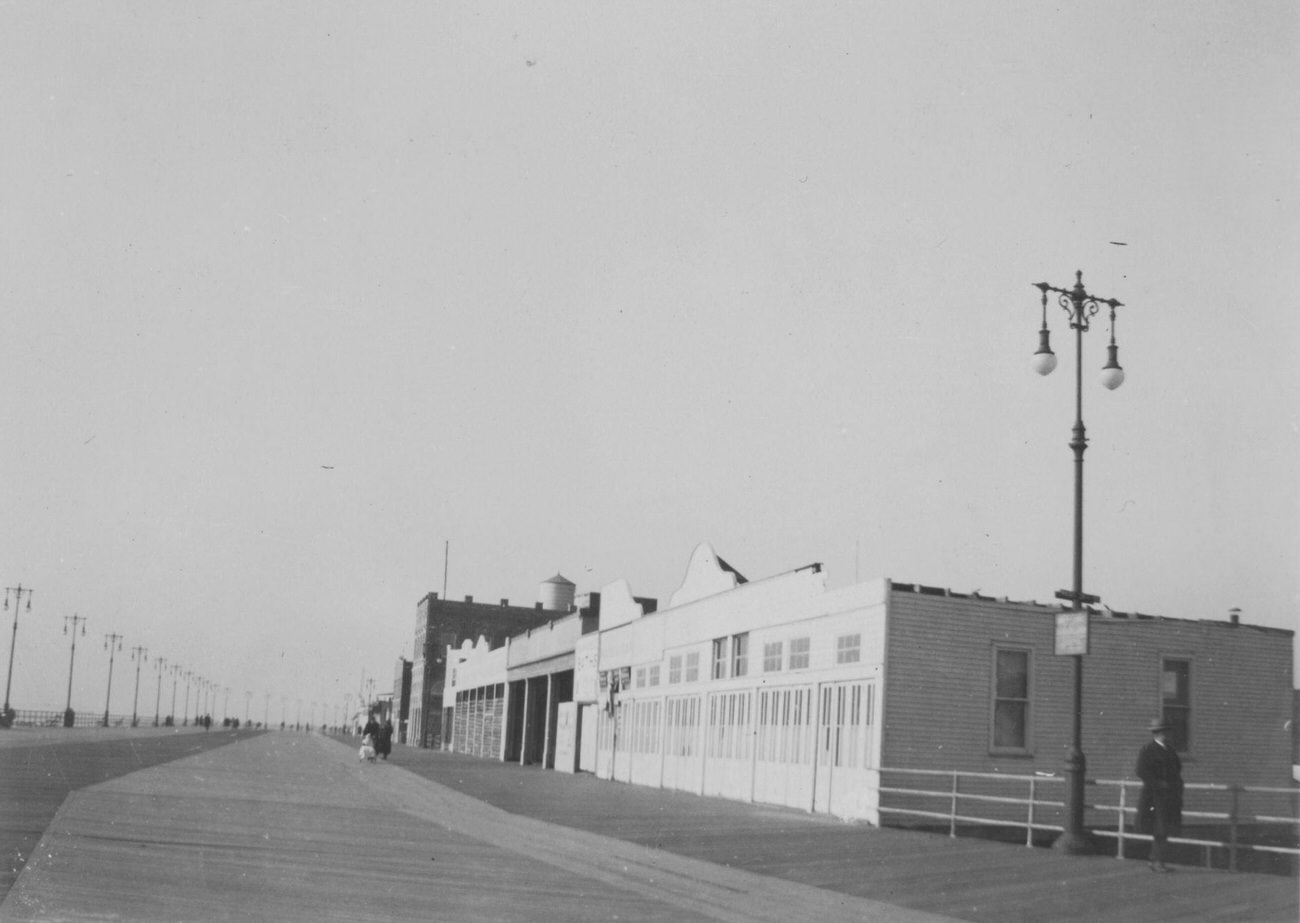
[{"x1": 446, "y1": 543, "x2": 1295, "y2": 829}]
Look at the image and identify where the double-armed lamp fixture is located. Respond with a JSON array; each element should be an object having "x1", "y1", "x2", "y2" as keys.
[{"x1": 1032, "y1": 270, "x2": 1125, "y2": 390}]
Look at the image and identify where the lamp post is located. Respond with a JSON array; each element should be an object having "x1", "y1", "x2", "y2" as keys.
[
  {"x1": 244, "y1": 690, "x2": 252, "y2": 723},
  {"x1": 130, "y1": 646, "x2": 148, "y2": 727},
  {"x1": 102, "y1": 633, "x2": 124, "y2": 727},
  {"x1": 169, "y1": 664, "x2": 181, "y2": 726},
  {"x1": 182, "y1": 671, "x2": 192, "y2": 726},
  {"x1": 1031, "y1": 270, "x2": 1126, "y2": 855},
  {"x1": 153, "y1": 657, "x2": 167, "y2": 727},
  {"x1": 2, "y1": 584, "x2": 35, "y2": 725},
  {"x1": 62, "y1": 614, "x2": 87, "y2": 727}
]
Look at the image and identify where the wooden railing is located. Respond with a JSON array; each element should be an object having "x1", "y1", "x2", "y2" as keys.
[{"x1": 877, "y1": 766, "x2": 1298, "y2": 873}]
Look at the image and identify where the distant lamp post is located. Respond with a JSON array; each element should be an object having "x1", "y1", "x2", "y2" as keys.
[
  {"x1": 103, "y1": 633, "x2": 124, "y2": 727},
  {"x1": 63, "y1": 614, "x2": 87, "y2": 727},
  {"x1": 130, "y1": 646, "x2": 148, "y2": 727},
  {"x1": 1031, "y1": 270, "x2": 1126, "y2": 855},
  {"x1": 152, "y1": 657, "x2": 167, "y2": 727},
  {"x1": 2, "y1": 584, "x2": 35, "y2": 725},
  {"x1": 169, "y1": 664, "x2": 182, "y2": 726}
]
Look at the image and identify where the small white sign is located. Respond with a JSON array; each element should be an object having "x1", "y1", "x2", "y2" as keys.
[{"x1": 1055, "y1": 611, "x2": 1090, "y2": 656}]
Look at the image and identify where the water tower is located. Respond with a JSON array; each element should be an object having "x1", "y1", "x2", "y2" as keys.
[{"x1": 539, "y1": 573, "x2": 575, "y2": 612}]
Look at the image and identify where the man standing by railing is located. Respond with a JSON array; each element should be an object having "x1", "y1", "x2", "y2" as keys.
[{"x1": 1136, "y1": 717, "x2": 1184, "y2": 872}]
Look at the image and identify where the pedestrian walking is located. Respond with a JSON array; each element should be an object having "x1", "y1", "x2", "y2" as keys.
[
  {"x1": 378, "y1": 717, "x2": 394, "y2": 760},
  {"x1": 1136, "y1": 717, "x2": 1183, "y2": 872}
]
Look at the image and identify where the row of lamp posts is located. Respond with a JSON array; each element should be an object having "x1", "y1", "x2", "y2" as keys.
[
  {"x1": 3, "y1": 598, "x2": 232, "y2": 729},
  {"x1": 1, "y1": 268, "x2": 1130, "y2": 859}
]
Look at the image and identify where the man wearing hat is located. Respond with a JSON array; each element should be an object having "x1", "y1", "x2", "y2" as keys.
[{"x1": 1135, "y1": 717, "x2": 1184, "y2": 872}]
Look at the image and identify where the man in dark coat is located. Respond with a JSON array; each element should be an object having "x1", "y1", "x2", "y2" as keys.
[
  {"x1": 1136, "y1": 717, "x2": 1183, "y2": 872},
  {"x1": 378, "y1": 718, "x2": 394, "y2": 760}
]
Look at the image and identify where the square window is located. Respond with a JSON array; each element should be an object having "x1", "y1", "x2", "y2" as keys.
[
  {"x1": 763, "y1": 641, "x2": 783, "y2": 672},
  {"x1": 835, "y1": 633, "x2": 861, "y2": 664},
  {"x1": 789, "y1": 637, "x2": 810, "y2": 670}
]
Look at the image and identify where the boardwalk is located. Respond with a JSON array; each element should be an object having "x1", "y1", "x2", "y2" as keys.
[{"x1": 1, "y1": 729, "x2": 1294, "y2": 922}]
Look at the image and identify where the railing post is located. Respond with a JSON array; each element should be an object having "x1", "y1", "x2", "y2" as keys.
[
  {"x1": 1228, "y1": 786, "x2": 1240, "y2": 873},
  {"x1": 949, "y1": 771, "x2": 959, "y2": 838},
  {"x1": 1116, "y1": 781, "x2": 1127, "y2": 859},
  {"x1": 1026, "y1": 778, "x2": 1036, "y2": 847}
]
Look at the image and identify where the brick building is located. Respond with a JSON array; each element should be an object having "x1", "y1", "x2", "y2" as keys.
[{"x1": 408, "y1": 575, "x2": 574, "y2": 748}]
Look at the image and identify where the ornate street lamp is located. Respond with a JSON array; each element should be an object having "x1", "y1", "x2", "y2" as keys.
[
  {"x1": 153, "y1": 657, "x2": 167, "y2": 727},
  {"x1": 2, "y1": 585, "x2": 35, "y2": 725},
  {"x1": 103, "y1": 633, "x2": 124, "y2": 727},
  {"x1": 130, "y1": 646, "x2": 148, "y2": 727},
  {"x1": 1032, "y1": 270, "x2": 1126, "y2": 854},
  {"x1": 63, "y1": 614, "x2": 87, "y2": 727}
]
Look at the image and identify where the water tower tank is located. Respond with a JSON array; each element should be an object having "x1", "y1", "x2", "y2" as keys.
[{"x1": 539, "y1": 573, "x2": 575, "y2": 612}]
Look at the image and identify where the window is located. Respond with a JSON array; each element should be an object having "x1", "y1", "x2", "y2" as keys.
[
  {"x1": 992, "y1": 647, "x2": 1031, "y2": 751},
  {"x1": 789, "y1": 637, "x2": 810, "y2": 670},
  {"x1": 835, "y1": 633, "x2": 861, "y2": 664},
  {"x1": 712, "y1": 637, "x2": 729, "y2": 679},
  {"x1": 648, "y1": 665, "x2": 660, "y2": 687},
  {"x1": 668, "y1": 655, "x2": 681, "y2": 684},
  {"x1": 763, "y1": 641, "x2": 783, "y2": 673},
  {"x1": 685, "y1": 652, "x2": 700, "y2": 683},
  {"x1": 1161, "y1": 658, "x2": 1191, "y2": 752},
  {"x1": 635, "y1": 667, "x2": 646, "y2": 689},
  {"x1": 731, "y1": 633, "x2": 749, "y2": 677}
]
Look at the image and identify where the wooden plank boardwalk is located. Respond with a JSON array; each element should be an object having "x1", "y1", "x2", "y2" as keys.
[
  {"x1": 383, "y1": 742, "x2": 1298, "y2": 923},
  {"x1": 0, "y1": 729, "x2": 1294, "y2": 922}
]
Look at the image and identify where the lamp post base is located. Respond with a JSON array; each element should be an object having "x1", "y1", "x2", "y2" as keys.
[{"x1": 1052, "y1": 830, "x2": 1093, "y2": 855}]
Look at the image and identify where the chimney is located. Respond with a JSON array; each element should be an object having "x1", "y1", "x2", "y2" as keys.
[{"x1": 1228, "y1": 607, "x2": 1241, "y2": 626}]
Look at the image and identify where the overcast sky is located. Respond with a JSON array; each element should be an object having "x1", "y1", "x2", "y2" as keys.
[{"x1": 1, "y1": 2, "x2": 1296, "y2": 722}]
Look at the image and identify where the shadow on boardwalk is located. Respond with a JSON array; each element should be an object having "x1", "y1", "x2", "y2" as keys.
[{"x1": 377, "y1": 740, "x2": 1298, "y2": 923}]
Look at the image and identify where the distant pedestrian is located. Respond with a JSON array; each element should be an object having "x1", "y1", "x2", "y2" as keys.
[
  {"x1": 363, "y1": 714, "x2": 379, "y2": 742},
  {"x1": 378, "y1": 718, "x2": 394, "y2": 760},
  {"x1": 1136, "y1": 717, "x2": 1183, "y2": 872}
]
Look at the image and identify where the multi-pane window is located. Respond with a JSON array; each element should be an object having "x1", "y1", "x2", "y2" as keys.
[
  {"x1": 835, "y1": 633, "x2": 861, "y2": 664},
  {"x1": 789, "y1": 637, "x2": 810, "y2": 670},
  {"x1": 685, "y1": 651, "x2": 700, "y2": 683},
  {"x1": 1161, "y1": 658, "x2": 1191, "y2": 752},
  {"x1": 763, "y1": 641, "x2": 783, "y2": 672},
  {"x1": 648, "y1": 665, "x2": 660, "y2": 687},
  {"x1": 731, "y1": 633, "x2": 749, "y2": 677},
  {"x1": 635, "y1": 667, "x2": 646, "y2": 689},
  {"x1": 992, "y1": 647, "x2": 1031, "y2": 751},
  {"x1": 668, "y1": 655, "x2": 682, "y2": 684},
  {"x1": 712, "y1": 637, "x2": 729, "y2": 679}
]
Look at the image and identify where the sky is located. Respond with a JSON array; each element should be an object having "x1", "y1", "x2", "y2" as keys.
[{"x1": 1, "y1": 2, "x2": 1296, "y2": 723}]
